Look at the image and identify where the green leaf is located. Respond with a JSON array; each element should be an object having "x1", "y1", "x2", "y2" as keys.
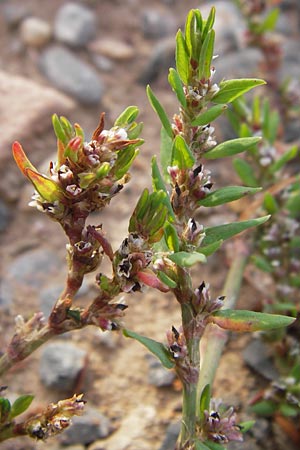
[
  {"x1": 202, "y1": 442, "x2": 225, "y2": 450},
  {"x1": 199, "y1": 384, "x2": 211, "y2": 419},
  {"x1": 10, "y1": 394, "x2": 34, "y2": 419},
  {"x1": 197, "y1": 240, "x2": 223, "y2": 256},
  {"x1": 157, "y1": 270, "x2": 177, "y2": 288},
  {"x1": 210, "y1": 309, "x2": 296, "y2": 332},
  {"x1": 123, "y1": 329, "x2": 175, "y2": 369},
  {"x1": 198, "y1": 186, "x2": 261, "y2": 207},
  {"x1": 147, "y1": 85, "x2": 173, "y2": 139},
  {"x1": 279, "y1": 403, "x2": 299, "y2": 417},
  {"x1": 202, "y1": 215, "x2": 270, "y2": 246},
  {"x1": 198, "y1": 29, "x2": 215, "y2": 80},
  {"x1": 0, "y1": 397, "x2": 11, "y2": 422},
  {"x1": 114, "y1": 106, "x2": 139, "y2": 126},
  {"x1": 152, "y1": 156, "x2": 175, "y2": 221},
  {"x1": 168, "y1": 251, "x2": 206, "y2": 267},
  {"x1": 195, "y1": 442, "x2": 211, "y2": 450},
  {"x1": 202, "y1": 6, "x2": 216, "y2": 39},
  {"x1": 205, "y1": 137, "x2": 261, "y2": 159},
  {"x1": 26, "y1": 169, "x2": 63, "y2": 202},
  {"x1": 185, "y1": 9, "x2": 202, "y2": 59},
  {"x1": 251, "y1": 255, "x2": 273, "y2": 273},
  {"x1": 269, "y1": 145, "x2": 298, "y2": 174},
  {"x1": 212, "y1": 79, "x2": 266, "y2": 104},
  {"x1": 192, "y1": 104, "x2": 227, "y2": 126},
  {"x1": 171, "y1": 135, "x2": 195, "y2": 169},
  {"x1": 263, "y1": 192, "x2": 279, "y2": 214},
  {"x1": 113, "y1": 145, "x2": 139, "y2": 179},
  {"x1": 160, "y1": 127, "x2": 173, "y2": 181},
  {"x1": 233, "y1": 158, "x2": 259, "y2": 187},
  {"x1": 240, "y1": 420, "x2": 256, "y2": 433},
  {"x1": 164, "y1": 223, "x2": 180, "y2": 252},
  {"x1": 175, "y1": 30, "x2": 190, "y2": 85},
  {"x1": 257, "y1": 8, "x2": 279, "y2": 33},
  {"x1": 168, "y1": 68, "x2": 187, "y2": 108},
  {"x1": 52, "y1": 114, "x2": 68, "y2": 145},
  {"x1": 251, "y1": 400, "x2": 277, "y2": 416}
]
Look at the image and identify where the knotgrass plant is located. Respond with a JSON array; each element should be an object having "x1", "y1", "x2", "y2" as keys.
[{"x1": 0, "y1": 7, "x2": 296, "y2": 449}]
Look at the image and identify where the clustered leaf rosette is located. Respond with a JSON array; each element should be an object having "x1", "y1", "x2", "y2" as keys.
[{"x1": 12, "y1": 107, "x2": 143, "y2": 225}]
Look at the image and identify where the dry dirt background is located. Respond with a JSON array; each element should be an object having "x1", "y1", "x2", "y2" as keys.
[{"x1": 0, "y1": 1, "x2": 299, "y2": 449}]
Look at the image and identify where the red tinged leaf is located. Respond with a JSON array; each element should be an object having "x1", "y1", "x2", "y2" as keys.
[
  {"x1": 209, "y1": 309, "x2": 296, "y2": 332},
  {"x1": 136, "y1": 269, "x2": 169, "y2": 292},
  {"x1": 26, "y1": 168, "x2": 64, "y2": 202},
  {"x1": 12, "y1": 141, "x2": 38, "y2": 176},
  {"x1": 87, "y1": 225, "x2": 114, "y2": 261}
]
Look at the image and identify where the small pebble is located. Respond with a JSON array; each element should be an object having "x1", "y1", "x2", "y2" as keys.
[
  {"x1": 20, "y1": 17, "x2": 52, "y2": 48},
  {"x1": 88, "y1": 38, "x2": 134, "y2": 61}
]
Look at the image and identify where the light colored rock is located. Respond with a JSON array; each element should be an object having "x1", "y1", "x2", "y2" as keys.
[
  {"x1": 20, "y1": 17, "x2": 52, "y2": 48},
  {"x1": 96, "y1": 405, "x2": 156, "y2": 450},
  {"x1": 54, "y1": 2, "x2": 97, "y2": 47},
  {"x1": 141, "y1": 9, "x2": 177, "y2": 39},
  {"x1": 0, "y1": 70, "x2": 75, "y2": 201},
  {"x1": 40, "y1": 341, "x2": 87, "y2": 391},
  {"x1": 88, "y1": 38, "x2": 135, "y2": 61},
  {"x1": 39, "y1": 45, "x2": 104, "y2": 105}
]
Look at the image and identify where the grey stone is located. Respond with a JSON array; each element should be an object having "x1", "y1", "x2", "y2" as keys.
[
  {"x1": 2, "y1": 4, "x2": 30, "y2": 28},
  {"x1": 199, "y1": 1, "x2": 246, "y2": 54},
  {"x1": 141, "y1": 9, "x2": 177, "y2": 39},
  {"x1": 138, "y1": 37, "x2": 175, "y2": 84},
  {"x1": 40, "y1": 341, "x2": 87, "y2": 391},
  {"x1": 20, "y1": 17, "x2": 52, "y2": 48},
  {"x1": 54, "y1": 2, "x2": 96, "y2": 48},
  {"x1": 4, "y1": 248, "x2": 58, "y2": 290},
  {"x1": 59, "y1": 406, "x2": 112, "y2": 445},
  {"x1": 39, "y1": 46, "x2": 104, "y2": 105},
  {"x1": 88, "y1": 38, "x2": 134, "y2": 61},
  {"x1": 91, "y1": 54, "x2": 114, "y2": 72},
  {"x1": 159, "y1": 422, "x2": 180, "y2": 450},
  {"x1": 146, "y1": 355, "x2": 176, "y2": 387},
  {"x1": 243, "y1": 338, "x2": 279, "y2": 380},
  {"x1": 214, "y1": 48, "x2": 262, "y2": 82},
  {"x1": 39, "y1": 284, "x2": 63, "y2": 317}
]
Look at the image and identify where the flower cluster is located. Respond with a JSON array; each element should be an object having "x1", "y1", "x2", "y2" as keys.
[
  {"x1": 13, "y1": 111, "x2": 143, "y2": 228},
  {"x1": 198, "y1": 399, "x2": 243, "y2": 444}
]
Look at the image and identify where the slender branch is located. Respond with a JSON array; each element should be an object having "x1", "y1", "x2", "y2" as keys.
[{"x1": 197, "y1": 240, "x2": 249, "y2": 402}]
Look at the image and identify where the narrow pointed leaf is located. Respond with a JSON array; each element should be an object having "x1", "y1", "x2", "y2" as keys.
[
  {"x1": 210, "y1": 309, "x2": 295, "y2": 332},
  {"x1": 195, "y1": 442, "x2": 211, "y2": 450},
  {"x1": 171, "y1": 135, "x2": 195, "y2": 169},
  {"x1": 157, "y1": 270, "x2": 177, "y2": 288},
  {"x1": 239, "y1": 421, "x2": 256, "y2": 433},
  {"x1": 123, "y1": 329, "x2": 175, "y2": 369},
  {"x1": 205, "y1": 137, "x2": 261, "y2": 159},
  {"x1": 175, "y1": 30, "x2": 189, "y2": 84},
  {"x1": 192, "y1": 104, "x2": 227, "y2": 126},
  {"x1": 168, "y1": 68, "x2": 187, "y2": 108},
  {"x1": 198, "y1": 186, "x2": 261, "y2": 207},
  {"x1": 269, "y1": 145, "x2": 298, "y2": 174},
  {"x1": 168, "y1": 251, "x2": 206, "y2": 267},
  {"x1": 52, "y1": 114, "x2": 68, "y2": 145},
  {"x1": 197, "y1": 240, "x2": 223, "y2": 256},
  {"x1": 147, "y1": 85, "x2": 173, "y2": 138},
  {"x1": 212, "y1": 79, "x2": 266, "y2": 104},
  {"x1": 198, "y1": 29, "x2": 215, "y2": 80},
  {"x1": 152, "y1": 156, "x2": 175, "y2": 220},
  {"x1": 257, "y1": 8, "x2": 279, "y2": 33},
  {"x1": 114, "y1": 106, "x2": 139, "y2": 126},
  {"x1": 202, "y1": 215, "x2": 270, "y2": 246},
  {"x1": 10, "y1": 394, "x2": 34, "y2": 419},
  {"x1": 26, "y1": 169, "x2": 63, "y2": 202},
  {"x1": 202, "y1": 6, "x2": 216, "y2": 39},
  {"x1": 164, "y1": 223, "x2": 180, "y2": 252},
  {"x1": 199, "y1": 384, "x2": 211, "y2": 418},
  {"x1": 233, "y1": 158, "x2": 259, "y2": 187},
  {"x1": 12, "y1": 141, "x2": 38, "y2": 176}
]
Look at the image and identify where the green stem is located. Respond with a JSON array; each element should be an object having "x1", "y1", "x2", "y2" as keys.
[{"x1": 197, "y1": 243, "x2": 249, "y2": 404}]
